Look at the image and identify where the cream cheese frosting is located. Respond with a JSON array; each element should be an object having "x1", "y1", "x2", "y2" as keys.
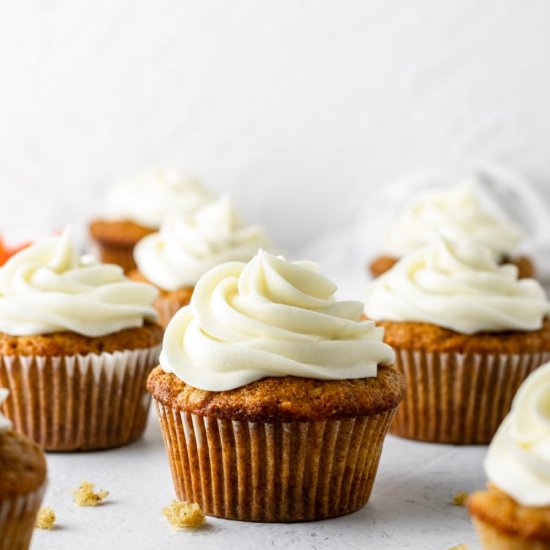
[
  {"x1": 0, "y1": 229, "x2": 158, "y2": 337},
  {"x1": 134, "y1": 197, "x2": 269, "y2": 291},
  {"x1": 160, "y1": 250, "x2": 395, "y2": 391},
  {"x1": 104, "y1": 167, "x2": 215, "y2": 228},
  {"x1": 0, "y1": 389, "x2": 12, "y2": 434},
  {"x1": 384, "y1": 179, "x2": 524, "y2": 258},
  {"x1": 364, "y1": 237, "x2": 549, "y2": 334},
  {"x1": 485, "y1": 362, "x2": 550, "y2": 506}
]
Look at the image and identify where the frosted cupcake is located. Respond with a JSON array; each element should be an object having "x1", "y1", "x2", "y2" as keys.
[
  {"x1": 369, "y1": 179, "x2": 534, "y2": 279},
  {"x1": 468, "y1": 363, "x2": 550, "y2": 548},
  {"x1": 148, "y1": 250, "x2": 404, "y2": 522},
  {"x1": 130, "y1": 197, "x2": 269, "y2": 328},
  {"x1": 364, "y1": 236, "x2": 550, "y2": 444},
  {"x1": 0, "y1": 389, "x2": 47, "y2": 550},
  {"x1": 89, "y1": 167, "x2": 215, "y2": 272},
  {"x1": 0, "y1": 229, "x2": 162, "y2": 451}
]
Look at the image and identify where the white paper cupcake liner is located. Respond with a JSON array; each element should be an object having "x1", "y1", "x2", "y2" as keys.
[
  {"x1": 391, "y1": 349, "x2": 550, "y2": 444},
  {"x1": 0, "y1": 345, "x2": 161, "y2": 451}
]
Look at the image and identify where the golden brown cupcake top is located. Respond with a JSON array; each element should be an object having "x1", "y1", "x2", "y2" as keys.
[
  {"x1": 0, "y1": 322, "x2": 163, "y2": 357},
  {"x1": 0, "y1": 430, "x2": 47, "y2": 499},
  {"x1": 468, "y1": 484, "x2": 550, "y2": 542},
  {"x1": 128, "y1": 270, "x2": 193, "y2": 301},
  {"x1": 90, "y1": 219, "x2": 155, "y2": 247},
  {"x1": 148, "y1": 365, "x2": 405, "y2": 422}
]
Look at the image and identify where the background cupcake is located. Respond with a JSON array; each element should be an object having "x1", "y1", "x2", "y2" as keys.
[
  {"x1": 369, "y1": 178, "x2": 534, "y2": 279},
  {"x1": 468, "y1": 363, "x2": 550, "y2": 548},
  {"x1": 130, "y1": 196, "x2": 269, "y2": 327},
  {"x1": 0, "y1": 389, "x2": 47, "y2": 550},
  {"x1": 364, "y1": 236, "x2": 550, "y2": 444},
  {"x1": 148, "y1": 250, "x2": 404, "y2": 522},
  {"x1": 89, "y1": 167, "x2": 215, "y2": 272},
  {"x1": 0, "y1": 229, "x2": 163, "y2": 451}
]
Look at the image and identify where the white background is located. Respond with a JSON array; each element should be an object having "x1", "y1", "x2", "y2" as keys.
[{"x1": 2, "y1": 2, "x2": 550, "y2": 548}]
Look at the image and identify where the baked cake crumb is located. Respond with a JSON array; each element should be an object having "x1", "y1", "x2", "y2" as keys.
[
  {"x1": 35, "y1": 507, "x2": 56, "y2": 529},
  {"x1": 72, "y1": 480, "x2": 109, "y2": 506},
  {"x1": 163, "y1": 500, "x2": 205, "y2": 528},
  {"x1": 452, "y1": 491, "x2": 469, "y2": 506},
  {"x1": 447, "y1": 545, "x2": 468, "y2": 550}
]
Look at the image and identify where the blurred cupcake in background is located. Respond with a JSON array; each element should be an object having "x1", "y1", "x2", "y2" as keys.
[
  {"x1": 468, "y1": 363, "x2": 550, "y2": 548},
  {"x1": 0, "y1": 389, "x2": 47, "y2": 550},
  {"x1": 0, "y1": 229, "x2": 162, "y2": 451},
  {"x1": 0, "y1": 236, "x2": 31, "y2": 267},
  {"x1": 89, "y1": 167, "x2": 215, "y2": 272},
  {"x1": 369, "y1": 178, "x2": 534, "y2": 279},
  {"x1": 364, "y1": 236, "x2": 550, "y2": 444},
  {"x1": 129, "y1": 196, "x2": 269, "y2": 328}
]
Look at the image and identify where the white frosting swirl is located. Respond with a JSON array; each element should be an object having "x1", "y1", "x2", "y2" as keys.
[
  {"x1": 0, "y1": 229, "x2": 158, "y2": 337},
  {"x1": 384, "y1": 179, "x2": 524, "y2": 258},
  {"x1": 485, "y1": 362, "x2": 550, "y2": 506},
  {"x1": 364, "y1": 237, "x2": 549, "y2": 334},
  {"x1": 0, "y1": 389, "x2": 12, "y2": 434},
  {"x1": 104, "y1": 167, "x2": 215, "y2": 227},
  {"x1": 135, "y1": 197, "x2": 268, "y2": 291},
  {"x1": 161, "y1": 250, "x2": 395, "y2": 391}
]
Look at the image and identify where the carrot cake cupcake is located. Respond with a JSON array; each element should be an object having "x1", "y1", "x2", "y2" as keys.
[
  {"x1": 369, "y1": 178, "x2": 534, "y2": 279},
  {"x1": 0, "y1": 229, "x2": 163, "y2": 451},
  {"x1": 130, "y1": 196, "x2": 269, "y2": 328},
  {"x1": 468, "y1": 363, "x2": 550, "y2": 548},
  {"x1": 0, "y1": 389, "x2": 47, "y2": 550},
  {"x1": 148, "y1": 250, "x2": 404, "y2": 522},
  {"x1": 364, "y1": 236, "x2": 550, "y2": 444},
  {"x1": 90, "y1": 167, "x2": 215, "y2": 272}
]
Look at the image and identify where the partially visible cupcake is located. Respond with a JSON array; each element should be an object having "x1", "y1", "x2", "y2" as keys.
[
  {"x1": 468, "y1": 363, "x2": 550, "y2": 548},
  {"x1": 0, "y1": 229, "x2": 163, "y2": 451},
  {"x1": 364, "y1": 236, "x2": 550, "y2": 444},
  {"x1": 129, "y1": 196, "x2": 269, "y2": 328},
  {"x1": 89, "y1": 167, "x2": 215, "y2": 272},
  {"x1": 369, "y1": 178, "x2": 534, "y2": 279},
  {"x1": 0, "y1": 389, "x2": 47, "y2": 550},
  {"x1": 148, "y1": 250, "x2": 404, "y2": 522}
]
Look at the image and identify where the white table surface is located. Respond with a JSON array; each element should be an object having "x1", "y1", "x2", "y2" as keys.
[{"x1": 31, "y1": 410, "x2": 486, "y2": 550}]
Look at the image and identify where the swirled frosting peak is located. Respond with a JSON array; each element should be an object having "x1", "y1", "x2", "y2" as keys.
[
  {"x1": 134, "y1": 197, "x2": 269, "y2": 290},
  {"x1": 0, "y1": 229, "x2": 158, "y2": 337},
  {"x1": 0, "y1": 389, "x2": 12, "y2": 434},
  {"x1": 160, "y1": 250, "x2": 395, "y2": 391},
  {"x1": 384, "y1": 179, "x2": 524, "y2": 258},
  {"x1": 485, "y1": 362, "x2": 550, "y2": 506},
  {"x1": 104, "y1": 167, "x2": 215, "y2": 227},
  {"x1": 364, "y1": 237, "x2": 549, "y2": 334}
]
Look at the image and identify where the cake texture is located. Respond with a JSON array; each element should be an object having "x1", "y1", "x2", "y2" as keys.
[
  {"x1": 149, "y1": 250, "x2": 403, "y2": 522},
  {"x1": 365, "y1": 237, "x2": 550, "y2": 444},
  {"x1": 0, "y1": 230, "x2": 162, "y2": 451}
]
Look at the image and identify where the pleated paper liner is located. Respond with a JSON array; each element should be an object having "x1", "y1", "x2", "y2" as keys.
[
  {"x1": 155, "y1": 402, "x2": 397, "y2": 522},
  {"x1": 0, "y1": 345, "x2": 161, "y2": 451},
  {"x1": 0, "y1": 484, "x2": 45, "y2": 550},
  {"x1": 96, "y1": 241, "x2": 137, "y2": 273},
  {"x1": 391, "y1": 349, "x2": 550, "y2": 444}
]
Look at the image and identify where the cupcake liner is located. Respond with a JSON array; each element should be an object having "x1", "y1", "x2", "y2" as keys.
[
  {"x1": 154, "y1": 401, "x2": 396, "y2": 522},
  {"x1": 391, "y1": 349, "x2": 550, "y2": 444},
  {"x1": 472, "y1": 517, "x2": 548, "y2": 550},
  {"x1": 95, "y1": 242, "x2": 137, "y2": 273},
  {"x1": 0, "y1": 346, "x2": 161, "y2": 451},
  {"x1": 0, "y1": 484, "x2": 45, "y2": 550}
]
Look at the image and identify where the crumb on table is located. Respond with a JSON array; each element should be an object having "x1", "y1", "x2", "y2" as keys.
[
  {"x1": 452, "y1": 491, "x2": 468, "y2": 506},
  {"x1": 163, "y1": 500, "x2": 205, "y2": 529},
  {"x1": 448, "y1": 545, "x2": 468, "y2": 550},
  {"x1": 72, "y1": 480, "x2": 109, "y2": 507},
  {"x1": 35, "y1": 507, "x2": 56, "y2": 529}
]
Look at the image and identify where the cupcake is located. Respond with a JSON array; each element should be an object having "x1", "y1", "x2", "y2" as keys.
[
  {"x1": 130, "y1": 197, "x2": 269, "y2": 328},
  {"x1": 148, "y1": 250, "x2": 404, "y2": 522},
  {"x1": 89, "y1": 167, "x2": 215, "y2": 272},
  {"x1": 0, "y1": 229, "x2": 163, "y2": 451},
  {"x1": 468, "y1": 363, "x2": 550, "y2": 548},
  {"x1": 369, "y1": 178, "x2": 534, "y2": 279},
  {"x1": 0, "y1": 389, "x2": 47, "y2": 550},
  {"x1": 364, "y1": 236, "x2": 550, "y2": 444}
]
